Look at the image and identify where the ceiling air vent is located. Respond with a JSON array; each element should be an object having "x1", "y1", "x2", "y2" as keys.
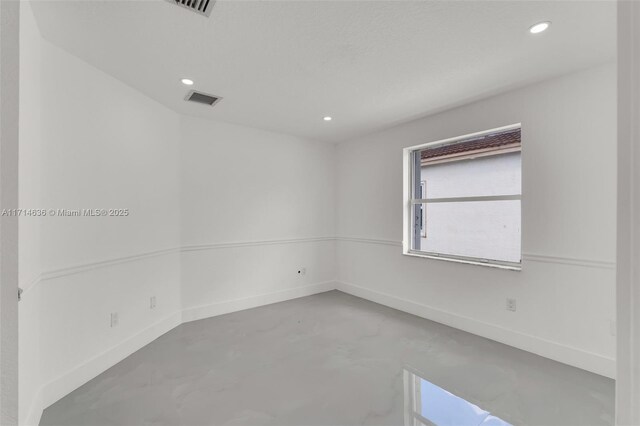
[
  {"x1": 167, "y1": 0, "x2": 214, "y2": 17},
  {"x1": 185, "y1": 90, "x2": 222, "y2": 107}
]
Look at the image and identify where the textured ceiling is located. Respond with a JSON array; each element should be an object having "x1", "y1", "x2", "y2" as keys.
[{"x1": 30, "y1": 0, "x2": 616, "y2": 143}]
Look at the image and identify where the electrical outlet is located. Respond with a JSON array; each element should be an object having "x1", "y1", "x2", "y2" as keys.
[
  {"x1": 150, "y1": 296, "x2": 156, "y2": 309},
  {"x1": 297, "y1": 267, "x2": 306, "y2": 276},
  {"x1": 110, "y1": 312, "x2": 119, "y2": 327},
  {"x1": 506, "y1": 298, "x2": 517, "y2": 312}
]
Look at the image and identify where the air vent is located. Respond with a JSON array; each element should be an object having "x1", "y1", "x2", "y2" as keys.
[
  {"x1": 167, "y1": 0, "x2": 214, "y2": 17},
  {"x1": 185, "y1": 90, "x2": 222, "y2": 107}
]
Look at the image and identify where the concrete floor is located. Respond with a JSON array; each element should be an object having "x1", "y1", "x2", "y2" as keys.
[{"x1": 40, "y1": 291, "x2": 614, "y2": 426}]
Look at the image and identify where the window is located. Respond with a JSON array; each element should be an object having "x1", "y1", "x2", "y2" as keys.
[
  {"x1": 403, "y1": 368, "x2": 512, "y2": 425},
  {"x1": 420, "y1": 181, "x2": 427, "y2": 238},
  {"x1": 403, "y1": 125, "x2": 521, "y2": 269}
]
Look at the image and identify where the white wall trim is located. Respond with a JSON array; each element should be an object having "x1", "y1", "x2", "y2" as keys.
[
  {"x1": 27, "y1": 281, "x2": 336, "y2": 425},
  {"x1": 22, "y1": 235, "x2": 615, "y2": 423},
  {"x1": 336, "y1": 236, "x2": 616, "y2": 270},
  {"x1": 24, "y1": 236, "x2": 615, "y2": 299},
  {"x1": 523, "y1": 253, "x2": 616, "y2": 270},
  {"x1": 20, "y1": 237, "x2": 337, "y2": 297},
  {"x1": 336, "y1": 236, "x2": 402, "y2": 247},
  {"x1": 181, "y1": 236, "x2": 335, "y2": 252},
  {"x1": 18, "y1": 235, "x2": 615, "y2": 300},
  {"x1": 39, "y1": 247, "x2": 182, "y2": 281},
  {"x1": 182, "y1": 281, "x2": 336, "y2": 323},
  {"x1": 26, "y1": 258, "x2": 616, "y2": 424},
  {"x1": 19, "y1": 275, "x2": 41, "y2": 297},
  {"x1": 335, "y1": 280, "x2": 616, "y2": 379},
  {"x1": 41, "y1": 237, "x2": 335, "y2": 281}
]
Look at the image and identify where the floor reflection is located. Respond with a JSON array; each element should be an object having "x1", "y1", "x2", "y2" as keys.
[{"x1": 404, "y1": 368, "x2": 512, "y2": 426}]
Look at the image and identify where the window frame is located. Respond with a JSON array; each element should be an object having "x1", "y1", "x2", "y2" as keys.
[
  {"x1": 420, "y1": 180, "x2": 427, "y2": 238},
  {"x1": 403, "y1": 367, "x2": 512, "y2": 426},
  {"x1": 402, "y1": 123, "x2": 522, "y2": 271}
]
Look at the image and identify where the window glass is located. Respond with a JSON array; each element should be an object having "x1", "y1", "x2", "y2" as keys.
[
  {"x1": 418, "y1": 200, "x2": 521, "y2": 263},
  {"x1": 407, "y1": 126, "x2": 522, "y2": 267},
  {"x1": 420, "y1": 152, "x2": 521, "y2": 199}
]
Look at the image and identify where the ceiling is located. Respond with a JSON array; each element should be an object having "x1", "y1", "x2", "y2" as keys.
[{"x1": 30, "y1": 0, "x2": 616, "y2": 143}]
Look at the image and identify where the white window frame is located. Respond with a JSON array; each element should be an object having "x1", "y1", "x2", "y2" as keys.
[
  {"x1": 403, "y1": 367, "x2": 512, "y2": 426},
  {"x1": 402, "y1": 123, "x2": 522, "y2": 271},
  {"x1": 420, "y1": 180, "x2": 427, "y2": 238}
]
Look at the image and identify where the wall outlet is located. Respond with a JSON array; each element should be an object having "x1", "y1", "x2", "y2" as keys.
[
  {"x1": 506, "y1": 298, "x2": 517, "y2": 312},
  {"x1": 110, "y1": 312, "x2": 119, "y2": 327},
  {"x1": 297, "y1": 267, "x2": 306, "y2": 276},
  {"x1": 150, "y1": 296, "x2": 156, "y2": 309}
]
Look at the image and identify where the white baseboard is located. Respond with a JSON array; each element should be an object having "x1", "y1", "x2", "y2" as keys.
[
  {"x1": 335, "y1": 281, "x2": 616, "y2": 379},
  {"x1": 182, "y1": 281, "x2": 337, "y2": 323},
  {"x1": 23, "y1": 387, "x2": 43, "y2": 426},
  {"x1": 28, "y1": 281, "x2": 336, "y2": 425},
  {"x1": 40, "y1": 310, "x2": 183, "y2": 410},
  {"x1": 27, "y1": 279, "x2": 613, "y2": 426}
]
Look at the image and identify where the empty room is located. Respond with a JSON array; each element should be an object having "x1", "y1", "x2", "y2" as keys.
[{"x1": 1, "y1": 0, "x2": 639, "y2": 425}]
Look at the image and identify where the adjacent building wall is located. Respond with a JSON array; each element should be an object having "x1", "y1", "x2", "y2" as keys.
[
  {"x1": 418, "y1": 152, "x2": 521, "y2": 263},
  {"x1": 336, "y1": 63, "x2": 617, "y2": 378}
]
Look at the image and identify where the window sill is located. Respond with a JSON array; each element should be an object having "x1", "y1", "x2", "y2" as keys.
[{"x1": 403, "y1": 250, "x2": 522, "y2": 271}]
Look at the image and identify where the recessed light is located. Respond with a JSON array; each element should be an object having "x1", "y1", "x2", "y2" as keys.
[
  {"x1": 529, "y1": 21, "x2": 551, "y2": 34},
  {"x1": 181, "y1": 78, "x2": 194, "y2": 86},
  {"x1": 323, "y1": 116, "x2": 332, "y2": 121}
]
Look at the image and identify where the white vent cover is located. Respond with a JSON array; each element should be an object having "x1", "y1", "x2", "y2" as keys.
[{"x1": 167, "y1": 0, "x2": 214, "y2": 17}]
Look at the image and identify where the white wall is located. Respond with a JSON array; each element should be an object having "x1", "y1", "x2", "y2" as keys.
[
  {"x1": 336, "y1": 63, "x2": 617, "y2": 378},
  {"x1": 18, "y1": 11, "x2": 337, "y2": 424},
  {"x1": 616, "y1": 1, "x2": 640, "y2": 423},
  {"x1": 18, "y1": 3, "x2": 42, "y2": 425},
  {"x1": 37, "y1": 34, "x2": 183, "y2": 404},
  {"x1": 18, "y1": 6, "x2": 183, "y2": 422},
  {"x1": 17, "y1": 8, "x2": 616, "y2": 424},
  {"x1": 179, "y1": 116, "x2": 336, "y2": 320},
  {"x1": 36, "y1": 41, "x2": 184, "y2": 407},
  {"x1": 18, "y1": 0, "x2": 41, "y2": 301},
  {"x1": 1, "y1": 0, "x2": 21, "y2": 423}
]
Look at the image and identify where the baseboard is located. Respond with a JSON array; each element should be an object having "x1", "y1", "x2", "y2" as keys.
[
  {"x1": 34, "y1": 281, "x2": 336, "y2": 423},
  {"x1": 40, "y1": 310, "x2": 183, "y2": 411},
  {"x1": 182, "y1": 281, "x2": 337, "y2": 323},
  {"x1": 335, "y1": 281, "x2": 616, "y2": 379},
  {"x1": 31, "y1": 278, "x2": 613, "y2": 425},
  {"x1": 22, "y1": 387, "x2": 43, "y2": 426}
]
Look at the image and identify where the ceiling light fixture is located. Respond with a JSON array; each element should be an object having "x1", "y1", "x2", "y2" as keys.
[
  {"x1": 529, "y1": 21, "x2": 551, "y2": 34},
  {"x1": 323, "y1": 116, "x2": 332, "y2": 121},
  {"x1": 181, "y1": 78, "x2": 194, "y2": 86}
]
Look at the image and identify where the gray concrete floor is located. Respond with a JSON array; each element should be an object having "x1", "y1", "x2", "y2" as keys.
[{"x1": 40, "y1": 291, "x2": 614, "y2": 426}]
